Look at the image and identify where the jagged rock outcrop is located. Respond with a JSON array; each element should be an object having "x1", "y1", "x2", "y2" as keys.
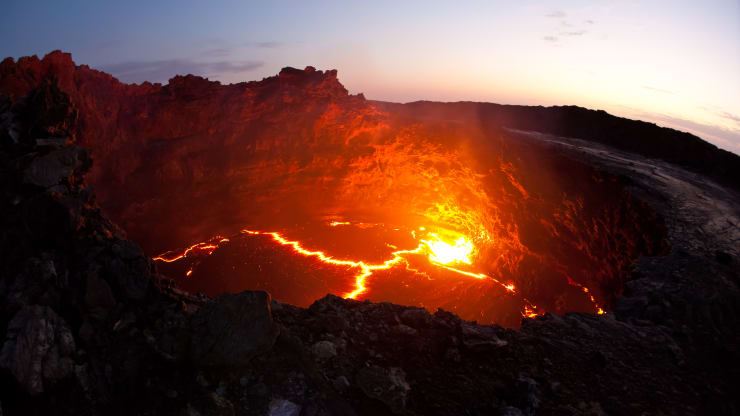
[
  {"x1": 0, "y1": 304, "x2": 76, "y2": 395},
  {"x1": 0, "y1": 51, "x2": 381, "y2": 253},
  {"x1": 190, "y1": 291, "x2": 279, "y2": 367},
  {"x1": 0, "y1": 78, "x2": 289, "y2": 414}
]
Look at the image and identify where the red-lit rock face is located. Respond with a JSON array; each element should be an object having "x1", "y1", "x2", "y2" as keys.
[
  {"x1": 0, "y1": 52, "x2": 668, "y2": 327},
  {"x1": 1, "y1": 52, "x2": 378, "y2": 250}
]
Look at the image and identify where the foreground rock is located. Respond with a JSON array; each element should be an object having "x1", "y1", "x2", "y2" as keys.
[
  {"x1": 190, "y1": 291, "x2": 279, "y2": 367},
  {"x1": 0, "y1": 305, "x2": 76, "y2": 395}
]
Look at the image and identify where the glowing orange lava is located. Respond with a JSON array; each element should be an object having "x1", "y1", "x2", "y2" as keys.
[
  {"x1": 152, "y1": 237, "x2": 228, "y2": 262},
  {"x1": 328, "y1": 221, "x2": 351, "y2": 227},
  {"x1": 152, "y1": 223, "x2": 547, "y2": 317},
  {"x1": 242, "y1": 228, "x2": 426, "y2": 300},
  {"x1": 421, "y1": 234, "x2": 474, "y2": 265},
  {"x1": 567, "y1": 276, "x2": 606, "y2": 315}
]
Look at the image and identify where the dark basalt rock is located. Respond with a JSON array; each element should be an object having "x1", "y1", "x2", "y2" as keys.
[
  {"x1": 189, "y1": 291, "x2": 279, "y2": 367},
  {"x1": 355, "y1": 365, "x2": 410, "y2": 414},
  {"x1": 0, "y1": 304, "x2": 76, "y2": 395},
  {"x1": 22, "y1": 146, "x2": 89, "y2": 188}
]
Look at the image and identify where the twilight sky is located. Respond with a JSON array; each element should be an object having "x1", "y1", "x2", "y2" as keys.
[{"x1": 2, "y1": 0, "x2": 739, "y2": 154}]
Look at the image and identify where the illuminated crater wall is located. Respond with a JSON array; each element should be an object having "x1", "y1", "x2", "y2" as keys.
[
  {"x1": 0, "y1": 53, "x2": 668, "y2": 327},
  {"x1": 153, "y1": 121, "x2": 668, "y2": 327}
]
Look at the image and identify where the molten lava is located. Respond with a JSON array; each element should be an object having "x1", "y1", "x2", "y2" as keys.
[
  {"x1": 152, "y1": 238, "x2": 229, "y2": 263},
  {"x1": 0, "y1": 57, "x2": 668, "y2": 329},
  {"x1": 153, "y1": 221, "x2": 553, "y2": 320},
  {"x1": 421, "y1": 234, "x2": 474, "y2": 265},
  {"x1": 144, "y1": 118, "x2": 659, "y2": 327}
]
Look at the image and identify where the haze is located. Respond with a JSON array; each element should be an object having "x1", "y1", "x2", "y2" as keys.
[{"x1": 1, "y1": 0, "x2": 738, "y2": 154}]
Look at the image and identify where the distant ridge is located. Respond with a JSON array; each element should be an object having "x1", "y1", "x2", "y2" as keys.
[
  {"x1": 2, "y1": 50, "x2": 738, "y2": 191},
  {"x1": 372, "y1": 101, "x2": 740, "y2": 191}
]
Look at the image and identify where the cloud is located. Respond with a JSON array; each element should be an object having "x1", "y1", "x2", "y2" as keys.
[
  {"x1": 612, "y1": 105, "x2": 740, "y2": 154},
  {"x1": 198, "y1": 38, "x2": 228, "y2": 46},
  {"x1": 257, "y1": 41, "x2": 281, "y2": 48},
  {"x1": 636, "y1": 111, "x2": 740, "y2": 155},
  {"x1": 642, "y1": 85, "x2": 677, "y2": 95},
  {"x1": 101, "y1": 58, "x2": 264, "y2": 84},
  {"x1": 241, "y1": 41, "x2": 282, "y2": 48},
  {"x1": 94, "y1": 39, "x2": 126, "y2": 49},
  {"x1": 559, "y1": 30, "x2": 587, "y2": 36},
  {"x1": 585, "y1": 19, "x2": 595, "y2": 24},
  {"x1": 718, "y1": 111, "x2": 740, "y2": 125},
  {"x1": 199, "y1": 41, "x2": 282, "y2": 58},
  {"x1": 201, "y1": 48, "x2": 232, "y2": 58},
  {"x1": 544, "y1": 12, "x2": 592, "y2": 42},
  {"x1": 697, "y1": 106, "x2": 740, "y2": 128}
]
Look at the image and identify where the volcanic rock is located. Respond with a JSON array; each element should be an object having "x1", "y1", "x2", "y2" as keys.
[
  {"x1": 332, "y1": 375, "x2": 350, "y2": 394},
  {"x1": 13, "y1": 78, "x2": 77, "y2": 143},
  {"x1": 189, "y1": 291, "x2": 279, "y2": 367},
  {"x1": 22, "y1": 146, "x2": 89, "y2": 188},
  {"x1": 0, "y1": 304, "x2": 76, "y2": 395},
  {"x1": 267, "y1": 399, "x2": 301, "y2": 416},
  {"x1": 311, "y1": 340, "x2": 337, "y2": 360},
  {"x1": 399, "y1": 307, "x2": 432, "y2": 328},
  {"x1": 84, "y1": 272, "x2": 116, "y2": 322},
  {"x1": 460, "y1": 321, "x2": 507, "y2": 351},
  {"x1": 106, "y1": 239, "x2": 151, "y2": 301},
  {"x1": 355, "y1": 365, "x2": 411, "y2": 414},
  {"x1": 392, "y1": 324, "x2": 418, "y2": 337}
]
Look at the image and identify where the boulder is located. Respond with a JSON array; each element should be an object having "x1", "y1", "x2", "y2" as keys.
[
  {"x1": 356, "y1": 365, "x2": 410, "y2": 414},
  {"x1": 103, "y1": 239, "x2": 151, "y2": 301},
  {"x1": 15, "y1": 77, "x2": 77, "y2": 141},
  {"x1": 0, "y1": 305, "x2": 76, "y2": 394},
  {"x1": 22, "y1": 146, "x2": 90, "y2": 188},
  {"x1": 268, "y1": 399, "x2": 301, "y2": 416},
  {"x1": 311, "y1": 340, "x2": 337, "y2": 360},
  {"x1": 185, "y1": 392, "x2": 235, "y2": 416},
  {"x1": 190, "y1": 291, "x2": 279, "y2": 367},
  {"x1": 85, "y1": 272, "x2": 116, "y2": 321},
  {"x1": 460, "y1": 321, "x2": 507, "y2": 351},
  {"x1": 399, "y1": 307, "x2": 432, "y2": 328}
]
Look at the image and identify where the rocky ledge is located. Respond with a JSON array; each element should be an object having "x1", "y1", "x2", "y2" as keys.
[{"x1": 0, "y1": 71, "x2": 739, "y2": 416}]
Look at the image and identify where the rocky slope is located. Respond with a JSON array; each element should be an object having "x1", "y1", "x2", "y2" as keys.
[
  {"x1": 373, "y1": 101, "x2": 740, "y2": 191},
  {"x1": 0, "y1": 51, "x2": 382, "y2": 254},
  {"x1": 0, "y1": 53, "x2": 738, "y2": 415},
  {"x1": 0, "y1": 52, "x2": 671, "y2": 327}
]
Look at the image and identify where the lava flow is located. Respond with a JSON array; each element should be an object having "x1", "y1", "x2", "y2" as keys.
[
  {"x1": 153, "y1": 222, "x2": 544, "y2": 319},
  {"x1": 143, "y1": 118, "x2": 647, "y2": 326}
]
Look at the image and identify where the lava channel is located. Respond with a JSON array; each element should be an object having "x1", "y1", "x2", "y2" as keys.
[{"x1": 150, "y1": 220, "x2": 594, "y2": 323}]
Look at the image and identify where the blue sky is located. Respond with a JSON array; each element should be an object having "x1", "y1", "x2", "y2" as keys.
[{"x1": 2, "y1": 0, "x2": 739, "y2": 153}]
